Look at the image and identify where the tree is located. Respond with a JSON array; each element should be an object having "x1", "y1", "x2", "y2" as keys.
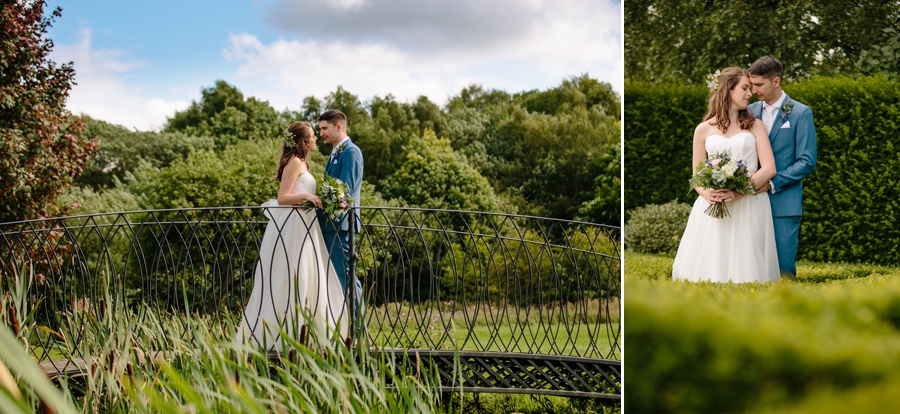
[
  {"x1": 128, "y1": 139, "x2": 295, "y2": 209},
  {"x1": 379, "y1": 129, "x2": 508, "y2": 212},
  {"x1": 858, "y1": 28, "x2": 900, "y2": 77},
  {"x1": 76, "y1": 116, "x2": 214, "y2": 190},
  {"x1": 626, "y1": 0, "x2": 900, "y2": 83},
  {"x1": 0, "y1": 0, "x2": 96, "y2": 222},
  {"x1": 577, "y1": 141, "x2": 621, "y2": 226},
  {"x1": 164, "y1": 80, "x2": 282, "y2": 150}
]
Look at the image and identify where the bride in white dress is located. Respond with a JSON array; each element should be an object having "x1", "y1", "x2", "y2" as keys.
[
  {"x1": 673, "y1": 67, "x2": 780, "y2": 283},
  {"x1": 236, "y1": 121, "x2": 349, "y2": 350}
]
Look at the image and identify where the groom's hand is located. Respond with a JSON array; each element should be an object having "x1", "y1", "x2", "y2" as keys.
[{"x1": 756, "y1": 183, "x2": 769, "y2": 194}]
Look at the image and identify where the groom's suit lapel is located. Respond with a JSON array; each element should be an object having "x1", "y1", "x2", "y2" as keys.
[{"x1": 324, "y1": 139, "x2": 351, "y2": 179}]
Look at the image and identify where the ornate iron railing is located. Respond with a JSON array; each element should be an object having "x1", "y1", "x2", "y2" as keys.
[{"x1": 0, "y1": 206, "x2": 620, "y2": 400}]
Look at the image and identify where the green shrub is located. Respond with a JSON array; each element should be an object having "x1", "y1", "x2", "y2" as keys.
[
  {"x1": 625, "y1": 76, "x2": 900, "y2": 265},
  {"x1": 624, "y1": 253, "x2": 900, "y2": 413},
  {"x1": 625, "y1": 200, "x2": 691, "y2": 254},
  {"x1": 625, "y1": 267, "x2": 900, "y2": 414}
]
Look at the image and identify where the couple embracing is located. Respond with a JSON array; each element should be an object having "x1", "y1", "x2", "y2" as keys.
[
  {"x1": 236, "y1": 109, "x2": 364, "y2": 350},
  {"x1": 673, "y1": 56, "x2": 817, "y2": 283}
]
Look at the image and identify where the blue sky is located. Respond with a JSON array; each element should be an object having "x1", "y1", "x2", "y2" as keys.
[{"x1": 47, "y1": 0, "x2": 622, "y2": 130}]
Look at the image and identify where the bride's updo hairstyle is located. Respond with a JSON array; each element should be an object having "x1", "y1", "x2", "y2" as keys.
[
  {"x1": 275, "y1": 121, "x2": 315, "y2": 181},
  {"x1": 702, "y1": 66, "x2": 755, "y2": 133}
]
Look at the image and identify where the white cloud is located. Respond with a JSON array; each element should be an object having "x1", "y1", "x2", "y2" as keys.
[
  {"x1": 224, "y1": 34, "x2": 464, "y2": 108},
  {"x1": 226, "y1": 0, "x2": 621, "y2": 109},
  {"x1": 51, "y1": 28, "x2": 190, "y2": 131}
]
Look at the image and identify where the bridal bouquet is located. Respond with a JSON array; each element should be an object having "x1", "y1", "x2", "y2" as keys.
[
  {"x1": 319, "y1": 175, "x2": 354, "y2": 222},
  {"x1": 688, "y1": 149, "x2": 756, "y2": 219}
]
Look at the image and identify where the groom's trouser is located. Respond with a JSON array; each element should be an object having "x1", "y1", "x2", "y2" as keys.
[
  {"x1": 323, "y1": 230, "x2": 364, "y2": 335},
  {"x1": 773, "y1": 216, "x2": 801, "y2": 279}
]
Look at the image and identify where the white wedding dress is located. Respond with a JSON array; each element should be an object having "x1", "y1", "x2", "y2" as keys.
[
  {"x1": 236, "y1": 172, "x2": 349, "y2": 350},
  {"x1": 672, "y1": 132, "x2": 780, "y2": 283}
]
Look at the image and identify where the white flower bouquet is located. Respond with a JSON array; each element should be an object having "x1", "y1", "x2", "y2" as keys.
[{"x1": 688, "y1": 149, "x2": 756, "y2": 219}]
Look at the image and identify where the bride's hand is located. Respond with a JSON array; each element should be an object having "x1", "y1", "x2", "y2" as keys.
[
  {"x1": 720, "y1": 190, "x2": 743, "y2": 203},
  {"x1": 703, "y1": 189, "x2": 740, "y2": 204},
  {"x1": 702, "y1": 188, "x2": 724, "y2": 204},
  {"x1": 306, "y1": 195, "x2": 323, "y2": 209}
]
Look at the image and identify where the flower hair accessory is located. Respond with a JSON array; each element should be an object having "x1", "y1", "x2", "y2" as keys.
[
  {"x1": 282, "y1": 129, "x2": 297, "y2": 148},
  {"x1": 705, "y1": 69, "x2": 721, "y2": 90}
]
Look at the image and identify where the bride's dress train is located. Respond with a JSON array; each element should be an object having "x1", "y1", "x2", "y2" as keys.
[
  {"x1": 236, "y1": 172, "x2": 349, "y2": 350},
  {"x1": 673, "y1": 132, "x2": 780, "y2": 283}
]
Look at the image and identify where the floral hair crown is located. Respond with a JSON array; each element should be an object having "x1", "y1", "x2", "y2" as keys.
[
  {"x1": 282, "y1": 129, "x2": 297, "y2": 148},
  {"x1": 705, "y1": 69, "x2": 721, "y2": 91}
]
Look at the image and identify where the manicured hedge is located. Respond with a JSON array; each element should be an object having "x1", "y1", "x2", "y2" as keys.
[
  {"x1": 625, "y1": 253, "x2": 900, "y2": 413},
  {"x1": 625, "y1": 76, "x2": 900, "y2": 265}
]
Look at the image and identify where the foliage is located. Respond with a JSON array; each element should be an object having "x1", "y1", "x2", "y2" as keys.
[
  {"x1": 380, "y1": 129, "x2": 508, "y2": 212},
  {"x1": 54, "y1": 75, "x2": 619, "y2": 224},
  {"x1": 625, "y1": 252, "x2": 900, "y2": 413},
  {"x1": 858, "y1": 28, "x2": 900, "y2": 77},
  {"x1": 76, "y1": 116, "x2": 214, "y2": 190},
  {"x1": 129, "y1": 139, "x2": 297, "y2": 209},
  {"x1": 486, "y1": 81, "x2": 620, "y2": 220},
  {"x1": 164, "y1": 80, "x2": 283, "y2": 151},
  {"x1": 520, "y1": 74, "x2": 621, "y2": 117},
  {"x1": 626, "y1": 0, "x2": 900, "y2": 83},
  {"x1": 625, "y1": 76, "x2": 900, "y2": 264},
  {"x1": 623, "y1": 81, "x2": 708, "y2": 212},
  {"x1": 0, "y1": 270, "x2": 441, "y2": 413},
  {"x1": 58, "y1": 185, "x2": 141, "y2": 215},
  {"x1": 577, "y1": 141, "x2": 621, "y2": 225},
  {"x1": 624, "y1": 201, "x2": 691, "y2": 254},
  {"x1": 0, "y1": 0, "x2": 96, "y2": 223},
  {"x1": 310, "y1": 75, "x2": 621, "y2": 221}
]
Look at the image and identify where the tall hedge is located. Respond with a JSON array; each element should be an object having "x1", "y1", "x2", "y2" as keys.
[{"x1": 625, "y1": 76, "x2": 900, "y2": 265}]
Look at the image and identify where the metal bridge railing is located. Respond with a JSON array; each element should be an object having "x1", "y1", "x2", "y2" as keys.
[{"x1": 1, "y1": 206, "x2": 620, "y2": 399}]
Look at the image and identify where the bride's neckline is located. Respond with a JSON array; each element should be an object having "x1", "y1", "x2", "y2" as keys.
[{"x1": 707, "y1": 131, "x2": 754, "y2": 140}]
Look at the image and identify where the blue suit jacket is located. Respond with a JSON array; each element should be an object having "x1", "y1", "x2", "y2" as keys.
[
  {"x1": 747, "y1": 93, "x2": 817, "y2": 217},
  {"x1": 319, "y1": 138, "x2": 363, "y2": 233}
]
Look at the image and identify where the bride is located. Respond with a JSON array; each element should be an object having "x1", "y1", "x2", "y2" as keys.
[
  {"x1": 672, "y1": 67, "x2": 780, "y2": 283},
  {"x1": 236, "y1": 121, "x2": 349, "y2": 350}
]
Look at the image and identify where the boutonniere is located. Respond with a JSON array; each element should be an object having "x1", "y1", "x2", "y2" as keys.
[
  {"x1": 780, "y1": 101, "x2": 794, "y2": 122},
  {"x1": 335, "y1": 143, "x2": 347, "y2": 156}
]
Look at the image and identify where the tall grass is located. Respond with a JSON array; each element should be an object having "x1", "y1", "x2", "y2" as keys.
[
  {"x1": 2, "y1": 267, "x2": 619, "y2": 413},
  {"x1": 1, "y1": 266, "x2": 440, "y2": 413}
]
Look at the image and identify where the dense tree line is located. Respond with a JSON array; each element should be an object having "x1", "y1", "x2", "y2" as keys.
[
  {"x1": 0, "y1": 1, "x2": 619, "y2": 226},
  {"x1": 1, "y1": 2, "x2": 618, "y2": 325},
  {"x1": 61, "y1": 76, "x2": 620, "y2": 225},
  {"x1": 626, "y1": 0, "x2": 900, "y2": 83}
]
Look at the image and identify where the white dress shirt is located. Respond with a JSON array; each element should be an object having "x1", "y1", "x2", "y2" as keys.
[{"x1": 763, "y1": 92, "x2": 786, "y2": 135}]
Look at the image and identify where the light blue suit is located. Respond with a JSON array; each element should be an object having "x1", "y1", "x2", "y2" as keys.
[
  {"x1": 748, "y1": 93, "x2": 817, "y2": 278},
  {"x1": 317, "y1": 138, "x2": 363, "y2": 325}
]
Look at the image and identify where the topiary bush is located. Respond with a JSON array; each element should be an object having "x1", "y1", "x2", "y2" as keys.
[{"x1": 625, "y1": 200, "x2": 692, "y2": 254}]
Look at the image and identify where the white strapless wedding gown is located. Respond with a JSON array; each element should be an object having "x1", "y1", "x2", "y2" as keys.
[
  {"x1": 672, "y1": 132, "x2": 780, "y2": 283},
  {"x1": 236, "y1": 172, "x2": 349, "y2": 350}
]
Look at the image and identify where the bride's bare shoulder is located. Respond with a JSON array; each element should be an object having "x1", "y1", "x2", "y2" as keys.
[{"x1": 694, "y1": 119, "x2": 717, "y2": 138}]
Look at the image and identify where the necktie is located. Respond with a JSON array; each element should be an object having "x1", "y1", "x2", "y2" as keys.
[{"x1": 763, "y1": 104, "x2": 777, "y2": 134}]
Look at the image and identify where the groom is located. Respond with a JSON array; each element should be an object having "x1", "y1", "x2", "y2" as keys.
[
  {"x1": 748, "y1": 56, "x2": 817, "y2": 281},
  {"x1": 317, "y1": 109, "x2": 364, "y2": 319}
]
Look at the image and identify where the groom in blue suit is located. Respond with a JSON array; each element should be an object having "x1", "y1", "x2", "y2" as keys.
[
  {"x1": 748, "y1": 56, "x2": 817, "y2": 280},
  {"x1": 317, "y1": 109, "x2": 364, "y2": 318}
]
